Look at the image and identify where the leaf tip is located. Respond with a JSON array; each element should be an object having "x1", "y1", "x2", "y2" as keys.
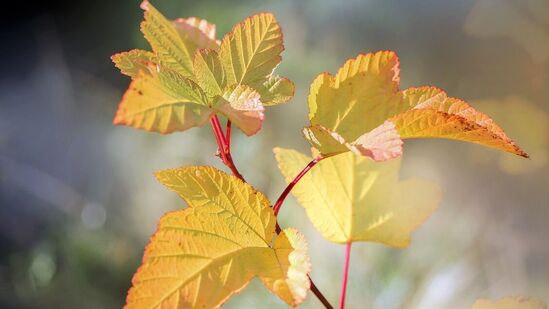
[{"x1": 140, "y1": 0, "x2": 150, "y2": 11}]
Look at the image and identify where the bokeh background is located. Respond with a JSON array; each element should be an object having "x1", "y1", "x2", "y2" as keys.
[{"x1": 1, "y1": 0, "x2": 548, "y2": 308}]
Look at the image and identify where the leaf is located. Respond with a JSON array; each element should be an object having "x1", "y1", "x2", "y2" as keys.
[
  {"x1": 193, "y1": 49, "x2": 226, "y2": 97},
  {"x1": 219, "y1": 13, "x2": 284, "y2": 85},
  {"x1": 125, "y1": 166, "x2": 310, "y2": 308},
  {"x1": 113, "y1": 68, "x2": 212, "y2": 134},
  {"x1": 260, "y1": 228, "x2": 311, "y2": 306},
  {"x1": 111, "y1": 49, "x2": 156, "y2": 78},
  {"x1": 113, "y1": 4, "x2": 295, "y2": 135},
  {"x1": 304, "y1": 51, "x2": 528, "y2": 160},
  {"x1": 173, "y1": 17, "x2": 219, "y2": 51},
  {"x1": 140, "y1": 1, "x2": 218, "y2": 76},
  {"x1": 214, "y1": 84, "x2": 265, "y2": 136},
  {"x1": 274, "y1": 148, "x2": 441, "y2": 246},
  {"x1": 471, "y1": 296, "x2": 546, "y2": 309},
  {"x1": 390, "y1": 87, "x2": 528, "y2": 157},
  {"x1": 303, "y1": 121, "x2": 403, "y2": 161},
  {"x1": 251, "y1": 75, "x2": 295, "y2": 106}
]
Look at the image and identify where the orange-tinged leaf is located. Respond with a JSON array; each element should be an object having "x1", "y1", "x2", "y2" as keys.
[
  {"x1": 472, "y1": 296, "x2": 547, "y2": 309},
  {"x1": 219, "y1": 13, "x2": 284, "y2": 85},
  {"x1": 391, "y1": 87, "x2": 528, "y2": 157},
  {"x1": 125, "y1": 166, "x2": 311, "y2": 308},
  {"x1": 304, "y1": 51, "x2": 527, "y2": 159},
  {"x1": 114, "y1": 69, "x2": 212, "y2": 134},
  {"x1": 214, "y1": 84, "x2": 265, "y2": 136},
  {"x1": 111, "y1": 49, "x2": 156, "y2": 78},
  {"x1": 274, "y1": 148, "x2": 440, "y2": 246}
]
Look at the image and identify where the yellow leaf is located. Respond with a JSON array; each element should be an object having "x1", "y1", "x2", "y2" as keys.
[
  {"x1": 111, "y1": 49, "x2": 156, "y2": 78},
  {"x1": 114, "y1": 68, "x2": 211, "y2": 134},
  {"x1": 214, "y1": 84, "x2": 264, "y2": 136},
  {"x1": 193, "y1": 49, "x2": 226, "y2": 97},
  {"x1": 140, "y1": 1, "x2": 218, "y2": 76},
  {"x1": 219, "y1": 13, "x2": 284, "y2": 85},
  {"x1": 125, "y1": 166, "x2": 311, "y2": 308},
  {"x1": 251, "y1": 75, "x2": 295, "y2": 106},
  {"x1": 305, "y1": 51, "x2": 528, "y2": 160},
  {"x1": 274, "y1": 148, "x2": 441, "y2": 246},
  {"x1": 472, "y1": 296, "x2": 546, "y2": 309},
  {"x1": 260, "y1": 228, "x2": 311, "y2": 306}
]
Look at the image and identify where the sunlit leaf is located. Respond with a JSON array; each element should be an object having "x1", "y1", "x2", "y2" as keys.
[
  {"x1": 114, "y1": 3, "x2": 294, "y2": 135},
  {"x1": 193, "y1": 49, "x2": 226, "y2": 97},
  {"x1": 251, "y1": 75, "x2": 295, "y2": 106},
  {"x1": 125, "y1": 166, "x2": 311, "y2": 308},
  {"x1": 274, "y1": 148, "x2": 440, "y2": 246},
  {"x1": 214, "y1": 84, "x2": 264, "y2": 136},
  {"x1": 113, "y1": 68, "x2": 211, "y2": 134},
  {"x1": 304, "y1": 51, "x2": 528, "y2": 160},
  {"x1": 111, "y1": 49, "x2": 156, "y2": 78},
  {"x1": 303, "y1": 121, "x2": 402, "y2": 161},
  {"x1": 219, "y1": 13, "x2": 284, "y2": 85},
  {"x1": 472, "y1": 296, "x2": 546, "y2": 309},
  {"x1": 390, "y1": 87, "x2": 528, "y2": 157},
  {"x1": 140, "y1": 1, "x2": 218, "y2": 76},
  {"x1": 260, "y1": 228, "x2": 311, "y2": 306}
]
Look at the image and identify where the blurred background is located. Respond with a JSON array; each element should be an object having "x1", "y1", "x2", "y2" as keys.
[{"x1": 1, "y1": 0, "x2": 548, "y2": 308}]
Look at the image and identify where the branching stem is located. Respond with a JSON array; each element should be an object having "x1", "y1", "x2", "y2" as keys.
[
  {"x1": 210, "y1": 118, "x2": 333, "y2": 308},
  {"x1": 210, "y1": 115, "x2": 244, "y2": 181}
]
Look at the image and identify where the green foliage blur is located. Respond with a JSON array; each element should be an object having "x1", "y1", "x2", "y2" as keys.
[{"x1": 0, "y1": 0, "x2": 547, "y2": 308}]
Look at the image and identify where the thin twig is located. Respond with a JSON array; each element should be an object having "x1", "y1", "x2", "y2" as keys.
[
  {"x1": 310, "y1": 275, "x2": 334, "y2": 309},
  {"x1": 273, "y1": 156, "x2": 323, "y2": 216}
]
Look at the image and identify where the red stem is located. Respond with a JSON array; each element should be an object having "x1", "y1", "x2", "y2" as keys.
[
  {"x1": 273, "y1": 156, "x2": 323, "y2": 216},
  {"x1": 211, "y1": 116, "x2": 333, "y2": 308},
  {"x1": 339, "y1": 242, "x2": 352, "y2": 309},
  {"x1": 210, "y1": 115, "x2": 244, "y2": 181}
]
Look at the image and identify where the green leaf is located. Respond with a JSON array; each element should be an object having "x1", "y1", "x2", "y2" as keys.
[
  {"x1": 274, "y1": 148, "x2": 440, "y2": 247},
  {"x1": 219, "y1": 13, "x2": 284, "y2": 85},
  {"x1": 125, "y1": 166, "x2": 311, "y2": 308}
]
